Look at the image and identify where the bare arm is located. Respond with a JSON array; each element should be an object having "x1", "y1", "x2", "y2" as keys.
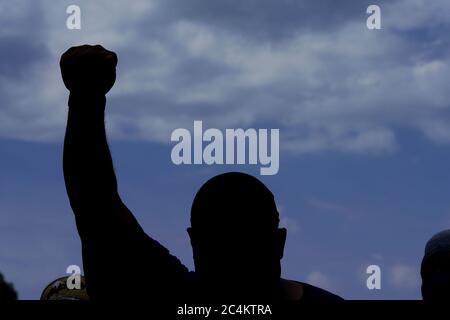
[
  {"x1": 61, "y1": 45, "x2": 189, "y2": 299},
  {"x1": 61, "y1": 45, "x2": 141, "y2": 236}
]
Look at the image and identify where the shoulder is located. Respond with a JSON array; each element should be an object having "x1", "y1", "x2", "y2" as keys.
[{"x1": 280, "y1": 278, "x2": 344, "y2": 302}]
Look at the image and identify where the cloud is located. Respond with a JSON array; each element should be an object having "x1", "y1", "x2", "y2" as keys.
[
  {"x1": 1, "y1": 0, "x2": 450, "y2": 155},
  {"x1": 305, "y1": 197, "x2": 358, "y2": 220},
  {"x1": 389, "y1": 264, "x2": 420, "y2": 290},
  {"x1": 275, "y1": 205, "x2": 300, "y2": 234},
  {"x1": 420, "y1": 120, "x2": 450, "y2": 143},
  {"x1": 306, "y1": 271, "x2": 333, "y2": 291}
]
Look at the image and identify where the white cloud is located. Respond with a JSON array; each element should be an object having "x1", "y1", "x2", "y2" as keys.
[
  {"x1": 305, "y1": 197, "x2": 358, "y2": 220},
  {"x1": 384, "y1": 0, "x2": 450, "y2": 31},
  {"x1": 389, "y1": 264, "x2": 420, "y2": 290},
  {"x1": 277, "y1": 205, "x2": 300, "y2": 234},
  {"x1": 306, "y1": 271, "x2": 333, "y2": 291},
  {"x1": 420, "y1": 120, "x2": 450, "y2": 143}
]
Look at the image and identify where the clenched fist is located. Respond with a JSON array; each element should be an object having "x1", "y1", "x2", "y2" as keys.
[{"x1": 60, "y1": 45, "x2": 117, "y2": 95}]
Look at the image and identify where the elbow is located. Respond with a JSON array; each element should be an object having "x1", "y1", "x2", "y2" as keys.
[{"x1": 67, "y1": 188, "x2": 120, "y2": 214}]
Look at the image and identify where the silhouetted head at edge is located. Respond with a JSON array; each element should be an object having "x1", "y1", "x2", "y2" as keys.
[
  {"x1": 421, "y1": 230, "x2": 450, "y2": 301},
  {"x1": 188, "y1": 172, "x2": 287, "y2": 300}
]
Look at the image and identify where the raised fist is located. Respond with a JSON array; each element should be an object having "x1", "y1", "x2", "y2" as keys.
[{"x1": 60, "y1": 45, "x2": 117, "y2": 95}]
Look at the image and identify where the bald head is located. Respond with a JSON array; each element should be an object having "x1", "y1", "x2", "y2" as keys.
[
  {"x1": 188, "y1": 172, "x2": 286, "y2": 299},
  {"x1": 191, "y1": 172, "x2": 279, "y2": 231}
]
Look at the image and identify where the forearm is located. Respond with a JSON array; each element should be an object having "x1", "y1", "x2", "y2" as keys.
[{"x1": 63, "y1": 92, "x2": 119, "y2": 213}]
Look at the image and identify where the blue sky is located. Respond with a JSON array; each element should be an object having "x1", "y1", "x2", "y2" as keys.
[{"x1": 1, "y1": 0, "x2": 450, "y2": 299}]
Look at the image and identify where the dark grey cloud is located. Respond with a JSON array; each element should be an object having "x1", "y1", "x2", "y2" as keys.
[
  {"x1": 151, "y1": 0, "x2": 389, "y2": 40},
  {"x1": 1, "y1": 0, "x2": 450, "y2": 153},
  {"x1": 0, "y1": 37, "x2": 49, "y2": 80}
]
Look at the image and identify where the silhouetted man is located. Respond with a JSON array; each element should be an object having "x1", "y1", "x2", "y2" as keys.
[
  {"x1": 60, "y1": 45, "x2": 342, "y2": 302},
  {"x1": 421, "y1": 230, "x2": 450, "y2": 300}
]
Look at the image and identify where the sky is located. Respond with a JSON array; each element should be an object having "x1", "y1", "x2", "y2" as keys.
[{"x1": 1, "y1": 0, "x2": 450, "y2": 299}]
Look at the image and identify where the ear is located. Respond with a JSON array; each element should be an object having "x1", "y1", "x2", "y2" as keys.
[{"x1": 276, "y1": 228, "x2": 287, "y2": 259}]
